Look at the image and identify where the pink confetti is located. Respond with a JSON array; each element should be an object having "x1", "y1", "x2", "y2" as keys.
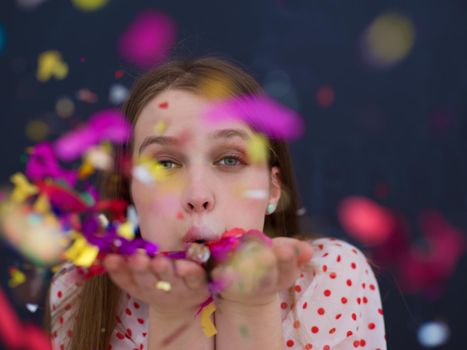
[
  {"x1": 203, "y1": 95, "x2": 304, "y2": 140},
  {"x1": 54, "y1": 109, "x2": 130, "y2": 161},
  {"x1": 118, "y1": 10, "x2": 176, "y2": 69},
  {"x1": 338, "y1": 196, "x2": 395, "y2": 245}
]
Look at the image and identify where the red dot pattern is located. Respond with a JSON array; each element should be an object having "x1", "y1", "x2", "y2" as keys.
[{"x1": 49, "y1": 239, "x2": 386, "y2": 350}]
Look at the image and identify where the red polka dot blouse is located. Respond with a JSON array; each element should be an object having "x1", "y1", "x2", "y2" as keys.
[{"x1": 50, "y1": 238, "x2": 387, "y2": 349}]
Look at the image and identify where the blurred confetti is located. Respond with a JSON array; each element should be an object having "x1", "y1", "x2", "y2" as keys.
[
  {"x1": 55, "y1": 97, "x2": 75, "y2": 118},
  {"x1": 36, "y1": 50, "x2": 69, "y2": 82},
  {"x1": 203, "y1": 95, "x2": 304, "y2": 140},
  {"x1": 8, "y1": 267, "x2": 27, "y2": 288},
  {"x1": 76, "y1": 88, "x2": 98, "y2": 103},
  {"x1": 338, "y1": 196, "x2": 395, "y2": 245},
  {"x1": 71, "y1": 0, "x2": 109, "y2": 12},
  {"x1": 25, "y1": 120, "x2": 50, "y2": 142},
  {"x1": 109, "y1": 83, "x2": 129, "y2": 105},
  {"x1": 0, "y1": 24, "x2": 5, "y2": 54},
  {"x1": 417, "y1": 321, "x2": 450, "y2": 348},
  {"x1": 118, "y1": 10, "x2": 176, "y2": 69},
  {"x1": 16, "y1": 0, "x2": 47, "y2": 10},
  {"x1": 361, "y1": 12, "x2": 415, "y2": 68},
  {"x1": 316, "y1": 85, "x2": 335, "y2": 108}
]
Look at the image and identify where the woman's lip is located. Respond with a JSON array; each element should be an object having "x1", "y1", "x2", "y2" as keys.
[{"x1": 183, "y1": 225, "x2": 218, "y2": 242}]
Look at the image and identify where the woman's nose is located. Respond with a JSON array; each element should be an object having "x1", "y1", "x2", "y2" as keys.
[{"x1": 185, "y1": 198, "x2": 213, "y2": 213}]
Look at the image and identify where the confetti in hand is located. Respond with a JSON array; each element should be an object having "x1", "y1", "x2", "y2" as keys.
[{"x1": 36, "y1": 50, "x2": 69, "y2": 82}]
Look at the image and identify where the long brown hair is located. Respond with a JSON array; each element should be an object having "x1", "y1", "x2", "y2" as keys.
[{"x1": 54, "y1": 57, "x2": 304, "y2": 350}]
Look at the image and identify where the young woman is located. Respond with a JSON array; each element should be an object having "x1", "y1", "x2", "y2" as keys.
[{"x1": 49, "y1": 57, "x2": 386, "y2": 350}]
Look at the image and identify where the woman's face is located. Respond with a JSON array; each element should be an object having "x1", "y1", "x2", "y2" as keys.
[{"x1": 130, "y1": 89, "x2": 281, "y2": 251}]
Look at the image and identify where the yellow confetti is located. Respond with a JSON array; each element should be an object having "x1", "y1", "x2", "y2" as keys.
[
  {"x1": 36, "y1": 50, "x2": 69, "y2": 82},
  {"x1": 153, "y1": 120, "x2": 168, "y2": 135},
  {"x1": 64, "y1": 234, "x2": 99, "y2": 267},
  {"x1": 199, "y1": 74, "x2": 233, "y2": 99},
  {"x1": 10, "y1": 173, "x2": 38, "y2": 203},
  {"x1": 200, "y1": 302, "x2": 217, "y2": 337},
  {"x1": 246, "y1": 133, "x2": 269, "y2": 164},
  {"x1": 117, "y1": 221, "x2": 135, "y2": 240},
  {"x1": 78, "y1": 161, "x2": 95, "y2": 179},
  {"x1": 72, "y1": 0, "x2": 109, "y2": 12},
  {"x1": 8, "y1": 267, "x2": 26, "y2": 288},
  {"x1": 25, "y1": 120, "x2": 50, "y2": 141},
  {"x1": 33, "y1": 194, "x2": 51, "y2": 214}
]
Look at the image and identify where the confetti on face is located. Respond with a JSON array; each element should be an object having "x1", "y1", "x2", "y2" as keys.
[
  {"x1": 71, "y1": 0, "x2": 108, "y2": 12},
  {"x1": 245, "y1": 132, "x2": 269, "y2": 164},
  {"x1": 361, "y1": 12, "x2": 415, "y2": 68},
  {"x1": 54, "y1": 109, "x2": 130, "y2": 161},
  {"x1": 109, "y1": 83, "x2": 129, "y2": 105},
  {"x1": 55, "y1": 97, "x2": 74, "y2": 118},
  {"x1": 153, "y1": 120, "x2": 168, "y2": 135},
  {"x1": 242, "y1": 188, "x2": 268, "y2": 200},
  {"x1": 338, "y1": 196, "x2": 395, "y2": 245},
  {"x1": 118, "y1": 10, "x2": 176, "y2": 69},
  {"x1": 36, "y1": 50, "x2": 69, "y2": 82},
  {"x1": 203, "y1": 95, "x2": 304, "y2": 140},
  {"x1": 8, "y1": 267, "x2": 26, "y2": 288}
]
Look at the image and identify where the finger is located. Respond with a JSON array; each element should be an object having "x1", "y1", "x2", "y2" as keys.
[
  {"x1": 150, "y1": 256, "x2": 182, "y2": 290},
  {"x1": 128, "y1": 251, "x2": 156, "y2": 292},
  {"x1": 103, "y1": 254, "x2": 139, "y2": 295},
  {"x1": 274, "y1": 244, "x2": 300, "y2": 289},
  {"x1": 174, "y1": 260, "x2": 207, "y2": 290}
]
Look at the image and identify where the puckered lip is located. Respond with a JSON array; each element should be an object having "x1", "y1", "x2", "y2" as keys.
[{"x1": 182, "y1": 225, "x2": 220, "y2": 244}]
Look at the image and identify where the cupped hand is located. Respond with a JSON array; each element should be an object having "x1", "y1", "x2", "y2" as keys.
[
  {"x1": 103, "y1": 250, "x2": 211, "y2": 317},
  {"x1": 211, "y1": 237, "x2": 313, "y2": 306}
]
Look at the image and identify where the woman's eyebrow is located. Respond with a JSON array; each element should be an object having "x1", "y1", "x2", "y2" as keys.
[{"x1": 138, "y1": 128, "x2": 251, "y2": 154}]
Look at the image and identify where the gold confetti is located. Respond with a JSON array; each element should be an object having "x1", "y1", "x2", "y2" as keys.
[
  {"x1": 72, "y1": 0, "x2": 109, "y2": 12},
  {"x1": 8, "y1": 267, "x2": 26, "y2": 288},
  {"x1": 246, "y1": 133, "x2": 269, "y2": 164},
  {"x1": 36, "y1": 50, "x2": 69, "y2": 82},
  {"x1": 200, "y1": 301, "x2": 217, "y2": 337},
  {"x1": 10, "y1": 173, "x2": 38, "y2": 203}
]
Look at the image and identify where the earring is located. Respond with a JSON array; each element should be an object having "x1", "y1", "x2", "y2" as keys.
[{"x1": 267, "y1": 202, "x2": 276, "y2": 215}]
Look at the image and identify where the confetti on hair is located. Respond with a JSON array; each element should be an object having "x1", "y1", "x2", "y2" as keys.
[
  {"x1": 203, "y1": 95, "x2": 304, "y2": 140},
  {"x1": 118, "y1": 10, "x2": 176, "y2": 69},
  {"x1": 36, "y1": 50, "x2": 68, "y2": 82}
]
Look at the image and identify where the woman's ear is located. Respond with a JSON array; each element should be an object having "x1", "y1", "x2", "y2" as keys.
[{"x1": 268, "y1": 166, "x2": 282, "y2": 213}]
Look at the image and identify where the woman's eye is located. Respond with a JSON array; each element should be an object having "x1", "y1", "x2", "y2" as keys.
[
  {"x1": 217, "y1": 155, "x2": 243, "y2": 167},
  {"x1": 158, "y1": 159, "x2": 179, "y2": 169}
]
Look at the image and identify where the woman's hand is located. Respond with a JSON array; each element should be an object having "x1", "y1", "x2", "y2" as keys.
[
  {"x1": 211, "y1": 237, "x2": 313, "y2": 306},
  {"x1": 103, "y1": 251, "x2": 210, "y2": 317}
]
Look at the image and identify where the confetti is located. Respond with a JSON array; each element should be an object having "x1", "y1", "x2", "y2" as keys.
[
  {"x1": 417, "y1": 321, "x2": 450, "y2": 348},
  {"x1": 25, "y1": 303, "x2": 39, "y2": 313},
  {"x1": 203, "y1": 95, "x2": 304, "y2": 140},
  {"x1": 109, "y1": 83, "x2": 129, "y2": 105},
  {"x1": 71, "y1": 0, "x2": 109, "y2": 12},
  {"x1": 54, "y1": 109, "x2": 130, "y2": 161},
  {"x1": 36, "y1": 50, "x2": 69, "y2": 82},
  {"x1": 338, "y1": 196, "x2": 395, "y2": 245},
  {"x1": 118, "y1": 10, "x2": 176, "y2": 69},
  {"x1": 25, "y1": 120, "x2": 50, "y2": 142},
  {"x1": 76, "y1": 88, "x2": 98, "y2": 103},
  {"x1": 55, "y1": 97, "x2": 74, "y2": 118},
  {"x1": 316, "y1": 85, "x2": 335, "y2": 108},
  {"x1": 361, "y1": 12, "x2": 415, "y2": 68},
  {"x1": 16, "y1": 0, "x2": 47, "y2": 10},
  {"x1": 200, "y1": 301, "x2": 217, "y2": 337},
  {"x1": 245, "y1": 132, "x2": 269, "y2": 164},
  {"x1": 8, "y1": 267, "x2": 26, "y2": 288},
  {"x1": 0, "y1": 24, "x2": 5, "y2": 54}
]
